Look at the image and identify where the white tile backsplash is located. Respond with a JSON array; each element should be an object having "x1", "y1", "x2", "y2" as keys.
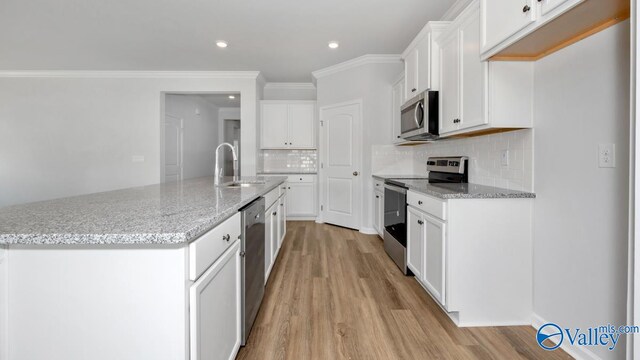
[
  {"x1": 371, "y1": 129, "x2": 534, "y2": 191},
  {"x1": 259, "y1": 149, "x2": 318, "y2": 173}
]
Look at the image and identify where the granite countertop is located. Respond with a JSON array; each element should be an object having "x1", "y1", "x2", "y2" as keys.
[
  {"x1": 373, "y1": 174, "x2": 535, "y2": 199},
  {"x1": 0, "y1": 176, "x2": 286, "y2": 246},
  {"x1": 400, "y1": 180, "x2": 535, "y2": 199},
  {"x1": 258, "y1": 171, "x2": 317, "y2": 175},
  {"x1": 372, "y1": 174, "x2": 430, "y2": 180}
]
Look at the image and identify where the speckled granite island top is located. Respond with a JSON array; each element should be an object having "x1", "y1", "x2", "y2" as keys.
[
  {"x1": 0, "y1": 176, "x2": 286, "y2": 246},
  {"x1": 373, "y1": 175, "x2": 535, "y2": 199}
]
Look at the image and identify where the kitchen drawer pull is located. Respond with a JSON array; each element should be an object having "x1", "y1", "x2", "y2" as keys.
[
  {"x1": 523, "y1": 4, "x2": 531, "y2": 12},
  {"x1": 222, "y1": 234, "x2": 231, "y2": 242}
]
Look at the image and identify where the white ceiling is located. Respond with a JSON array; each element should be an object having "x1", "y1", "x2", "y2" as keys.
[{"x1": 0, "y1": 0, "x2": 456, "y2": 82}]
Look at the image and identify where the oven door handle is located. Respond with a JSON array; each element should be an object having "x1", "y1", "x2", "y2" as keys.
[{"x1": 384, "y1": 184, "x2": 407, "y2": 194}]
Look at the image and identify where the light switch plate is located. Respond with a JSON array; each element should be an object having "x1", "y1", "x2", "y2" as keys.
[
  {"x1": 598, "y1": 144, "x2": 615, "y2": 168},
  {"x1": 500, "y1": 150, "x2": 509, "y2": 166}
]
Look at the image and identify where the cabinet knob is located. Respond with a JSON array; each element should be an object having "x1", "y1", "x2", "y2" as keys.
[
  {"x1": 376, "y1": 195, "x2": 380, "y2": 199},
  {"x1": 412, "y1": 88, "x2": 417, "y2": 92},
  {"x1": 417, "y1": 220, "x2": 424, "y2": 225},
  {"x1": 353, "y1": 171, "x2": 359, "y2": 176},
  {"x1": 223, "y1": 234, "x2": 231, "y2": 242},
  {"x1": 523, "y1": 4, "x2": 531, "y2": 12},
  {"x1": 397, "y1": 135, "x2": 400, "y2": 138},
  {"x1": 418, "y1": 200, "x2": 423, "y2": 205},
  {"x1": 273, "y1": 212, "x2": 277, "y2": 216}
]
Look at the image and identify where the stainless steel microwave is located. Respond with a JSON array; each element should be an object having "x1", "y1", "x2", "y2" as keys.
[{"x1": 400, "y1": 90, "x2": 439, "y2": 140}]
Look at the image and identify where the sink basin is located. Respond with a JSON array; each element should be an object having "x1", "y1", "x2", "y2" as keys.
[{"x1": 219, "y1": 180, "x2": 266, "y2": 188}]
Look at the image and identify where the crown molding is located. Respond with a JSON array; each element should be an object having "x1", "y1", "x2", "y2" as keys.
[
  {"x1": 264, "y1": 82, "x2": 316, "y2": 91},
  {"x1": 0, "y1": 70, "x2": 262, "y2": 79},
  {"x1": 441, "y1": 0, "x2": 474, "y2": 21},
  {"x1": 311, "y1": 54, "x2": 402, "y2": 80},
  {"x1": 401, "y1": 21, "x2": 452, "y2": 58}
]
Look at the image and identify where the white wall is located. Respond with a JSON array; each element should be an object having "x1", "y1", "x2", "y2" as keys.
[
  {"x1": 316, "y1": 61, "x2": 403, "y2": 231},
  {"x1": 0, "y1": 73, "x2": 258, "y2": 207},
  {"x1": 263, "y1": 84, "x2": 316, "y2": 100},
  {"x1": 533, "y1": 22, "x2": 630, "y2": 360},
  {"x1": 165, "y1": 95, "x2": 219, "y2": 180}
]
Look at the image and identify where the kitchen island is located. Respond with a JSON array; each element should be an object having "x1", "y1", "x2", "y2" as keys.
[{"x1": 0, "y1": 176, "x2": 286, "y2": 360}]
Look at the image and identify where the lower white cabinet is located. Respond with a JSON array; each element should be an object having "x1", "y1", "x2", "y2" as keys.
[
  {"x1": 285, "y1": 175, "x2": 317, "y2": 217},
  {"x1": 406, "y1": 190, "x2": 533, "y2": 327},
  {"x1": 265, "y1": 185, "x2": 288, "y2": 282},
  {"x1": 373, "y1": 190, "x2": 384, "y2": 236},
  {"x1": 189, "y1": 241, "x2": 241, "y2": 360},
  {"x1": 0, "y1": 247, "x2": 6, "y2": 360}
]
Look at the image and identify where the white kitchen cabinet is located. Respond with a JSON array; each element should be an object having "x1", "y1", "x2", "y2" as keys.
[
  {"x1": 278, "y1": 194, "x2": 287, "y2": 248},
  {"x1": 373, "y1": 190, "x2": 384, "y2": 236},
  {"x1": 391, "y1": 76, "x2": 405, "y2": 144},
  {"x1": 406, "y1": 207, "x2": 424, "y2": 280},
  {"x1": 402, "y1": 22, "x2": 450, "y2": 98},
  {"x1": 0, "y1": 247, "x2": 6, "y2": 360},
  {"x1": 260, "y1": 101, "x2": 316, "y2": 149},
  {"x1": 285, "y1": 175, "x2": 317, "y2": 218},
  {"x1": 438, "y1": 1, "x2": 533, "y2": 137},
  {"x1": 480, "y1": 0, "x2": 536, "y2": 54},
  {"x1": 260, "y1": 103, "x2": 289, "y2": 149},
  {"x1": 423, "y1": 214, "x2": 446, "y2": 307},
  {"x1": 404, "y1": 48, "x2": 419, "y2": 98},
  {"x1": 190, "y1": 241, "x2": 241, "y2": 360},
  {"x1": 539, "y1": 0, "x2": 573, "y2": 16},
  {"x1": 265, "y1": 201, "x2": 277, "y2": 279},
  {"x1": 405, "y1": 189, "x2": 533, "y2": 327}
]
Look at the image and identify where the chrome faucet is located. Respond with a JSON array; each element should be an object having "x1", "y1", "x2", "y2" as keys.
[{"x1": 214, "y1": 142, "x2": 239, "y2": 186}]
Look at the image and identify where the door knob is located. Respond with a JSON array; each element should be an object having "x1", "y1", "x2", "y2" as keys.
[{"x1": 353, "y1": 171, "x2": 359, "y2": 176}]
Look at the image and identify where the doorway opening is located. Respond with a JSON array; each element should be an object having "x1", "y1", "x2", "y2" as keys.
[{"x1": 161, "y1": 93, "x2": 241, "y2": 183}]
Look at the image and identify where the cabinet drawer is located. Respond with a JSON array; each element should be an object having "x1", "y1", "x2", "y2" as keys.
[
  {"x1": 264, "y1": 187, "x2": 280, "y2": 208},
  {"x1": 287, "y1": 175, "x2": 316, "y2": 183},
  {"x1": 189, "y1": 212, "x2": 242, "y2": 281},
  {"x1": 373, "y1": 179, "x2": 384, "y2": 191},
  {"x1": 407, "y1": 191, "x2": 447, "y2": 220}
]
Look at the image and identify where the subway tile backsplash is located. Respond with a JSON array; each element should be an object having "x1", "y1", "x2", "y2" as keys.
[
  {"x1": 259, "y1": 149, "x2": 318, "y2": 173},
  {"x1": 372, "y1": 129, "x2": 533, "y2": 191}
]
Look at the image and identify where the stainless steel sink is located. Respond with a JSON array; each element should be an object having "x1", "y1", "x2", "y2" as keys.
[{"x1": 219, "y1": 180, "x2": 266, "y2": 188}]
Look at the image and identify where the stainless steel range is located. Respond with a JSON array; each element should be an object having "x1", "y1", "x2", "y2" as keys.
[{"x1": 383, "y1": 157, "x2": 468, "y2": 274}]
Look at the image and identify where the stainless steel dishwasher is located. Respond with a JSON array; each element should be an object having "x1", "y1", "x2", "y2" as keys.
[{"x1": 240, "y1": 197, "x2": 265, "y2": 346}]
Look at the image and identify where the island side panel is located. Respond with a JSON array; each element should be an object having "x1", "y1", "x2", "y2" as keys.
[
  {"x1": 8, "y1": 245, "x2": 189, "y2": 360},
  {"x1": 0, "y1": 246, "x2": 7, "y2": 360},
  {"x1": 447, "y1": 198, "x2": 533, "y2": 326}
]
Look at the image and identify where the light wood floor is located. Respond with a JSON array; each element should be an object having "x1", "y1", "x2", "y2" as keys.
[{"x1": 237, "y1": 221, "x2": 571, "y2": 360}]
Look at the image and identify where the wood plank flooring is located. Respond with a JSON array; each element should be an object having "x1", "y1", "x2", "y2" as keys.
[{"x1": 237, "y1": 221, "x2": 571, "y2": 360}]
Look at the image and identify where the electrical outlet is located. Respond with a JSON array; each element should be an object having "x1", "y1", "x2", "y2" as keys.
[
  {"x1": 598, "y1": 144, "x2": 615, "y2": 168},
  {"x1": 131, "y1": 155, "x2": 145, "y2": 163},
  {"x1": 500, "y1": 150, "x2": 509, "y2": 166}
]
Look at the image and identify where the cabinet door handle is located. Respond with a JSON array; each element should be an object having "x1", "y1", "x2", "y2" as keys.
[
  {"x1": 223, "y1": 234, "x2": 231, "y2": 242},
  {"x1": 412, "y1": 88, "x2": 417, "y2": 92},
  {"x1": 418, "y1": 200, "x2": 423, "y2": 205},
  {"x1": 523, "y1": 4, "x2": 531, "y2": 12},
  {"x1": 376, "y1": 195, "x2": 380, "y2": 199},
  {"x1": 417, "y1": 220, "x2": 424, "y2": 225},
  {"x1": 273, "y1": 212, "x2": 277, "y2": 216}
]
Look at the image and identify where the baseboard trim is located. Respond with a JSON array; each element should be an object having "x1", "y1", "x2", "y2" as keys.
[
  {"x1": 287, "y1": 217, "x2": 317, "y2": 221},
  {"x1": 531, "y1": 313, "x2": 602, "y2": 360},
  {"x1": 359, "y1": 227, "x2": 378, "y2": 235}
]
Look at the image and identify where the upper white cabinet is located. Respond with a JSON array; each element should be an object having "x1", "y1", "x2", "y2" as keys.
[
  {"x1": 391, "y1": 76, "x2": 405, "y2": 144},
  {"x1": 260, "y1": 101, "x2": 316, "y2": 149},
  {"x1": 438, "y1": 0, "x2": 534, "y2": 137},
  {"x1": 481, "y1": 0, "x2": 537, "y2": 53},
  {"x1": 481, "y1": 0, "x2": 628, "y2": 60},
  {"x1": 402, "y1": 22, "x2": 450, "y2": 98}
]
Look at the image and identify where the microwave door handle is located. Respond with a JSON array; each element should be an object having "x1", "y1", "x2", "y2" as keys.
[{"x1": 414, "y1": 102, "x2": 421, "y2": 128}]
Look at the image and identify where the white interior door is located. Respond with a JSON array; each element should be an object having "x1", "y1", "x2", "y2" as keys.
[
  {"x1": 164, "y1": 114, "x2": 183, "y2": 183},
  {"x1": 321, "y1": 101, "x2": 361, "y2": 230}
]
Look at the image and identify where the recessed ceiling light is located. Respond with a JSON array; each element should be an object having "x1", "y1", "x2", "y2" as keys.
[
  {"x1": 328, "y1": 41, "x2": 339, "y2": 49},
  {"x1": 228, "y1": 95, "x2": 235, "y2": 99},
  {"x1": 216, "y1": 41, "x2": 228, "y2": 48}
]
